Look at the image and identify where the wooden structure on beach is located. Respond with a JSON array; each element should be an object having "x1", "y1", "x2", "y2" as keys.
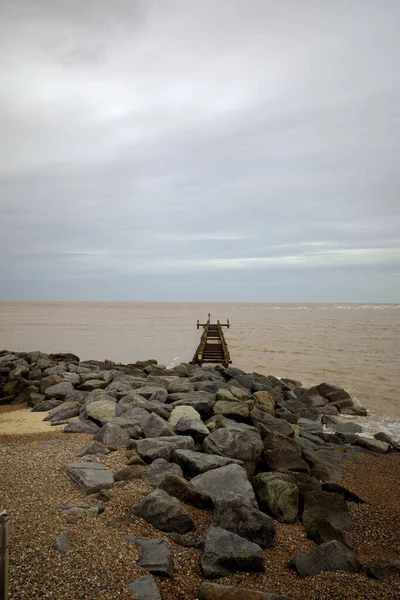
[{"x1": 191, "y1": 316, "x2": 231, "y2": 367}]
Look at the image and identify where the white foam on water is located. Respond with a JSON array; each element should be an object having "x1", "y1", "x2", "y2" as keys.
[{"x1": 332, "y1": 411, "x2": 400, "y2": 444}]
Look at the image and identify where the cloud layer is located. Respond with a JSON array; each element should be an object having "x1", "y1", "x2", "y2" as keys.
[{"x1": 1, "y1": 0, "x2": 399, "y2": 301}]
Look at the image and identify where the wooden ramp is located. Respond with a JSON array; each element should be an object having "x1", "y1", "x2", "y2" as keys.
[{"x1": 191, "y1": 316, "x2": 231, "y2": 367}]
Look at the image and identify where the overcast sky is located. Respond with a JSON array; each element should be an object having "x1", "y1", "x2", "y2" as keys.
[{"x1": 0, "y1": 0, "x2": 399, "y2": 302}]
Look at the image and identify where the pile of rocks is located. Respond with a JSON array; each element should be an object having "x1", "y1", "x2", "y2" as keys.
[{"x1": 1, "y1": 350, "x2": 399, "y2": 599}]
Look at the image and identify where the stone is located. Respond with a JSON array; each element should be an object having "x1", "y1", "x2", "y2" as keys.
[
  {"x1": 44, "y1": 381, "x2": 74, "y2": 400},
  {"x1": 125, "y1": 537, "x2": 174, "y2": 577},
  {"x1": 132, "y1": 489, "x2": 195, "y2": 534},
  {"x1": 167, "y1": 380, "x2": 194, "y2": 394},
  {"x1": 40, "y1": 374, "x2": 63, "y2": 394},
  {"x1": 141, "y1": 413, "x2": 176, "y2": 438},
  {"x1": 54, "y1": 533, "x2": 70, "y2": 554},
  {"x1": 321, "y1": 483, "x2": 365, "y2": 504},
  {"x1": 76, "y1": 441, "x2": 110, "y2": 457},
  {"x1": 221, "y1": 366, "x2": 255, "y2": 389},
  {"x1": 368, "y1": 560, "x2": 400, "y2": 580},
  {"x1": 291, "y1": 540, "x2": 361, "y2": 577},
  {"x1": 145, "y1": 458, "x2": 183, "y2": 487},
  {"x1": 198, "y1": 583, "x2": 295, "y2": 600},
  {"x1": 94, "y1": 423, "x2": 131, "y2": 447},
  {"x1": 78, "y1": 379, "x2": 108, "y2": 391},
  {"x1": 374, "y1": 431, "x2": 400, "y2": 449},
  {"x1": 135, "y1": 386, "x2": 168, "y2": 400},
  {"x1": 136, "y1": 437, "x2": 195, "y2": 462},
  {"x1": 354, "y1": 436, "x2": 389, "y2": 454},
  {"x1": 301, "y1": 490, "x2": 352, "y2": 531},
  {"x1": 203, "y1": 428, "x2": 263, "y2": 476},
  {"x1": 64, "y1": 420, "x2": 99, "y2": 433},
  {"x1": 306, "y1": 519, "x2": 352, "y2": 548},
  {"x1": 173, "y1": 449, "x2": 243, "y2": 477},
  {"x1": 314, "y1": 383, "x2": 351, "y2": 403},
  {"x1": 213, "y1": 400, "x2": 250, "y2": 420},
  {"x1": 302, "y1": 449, "x2": 343, "y2": 483},
  {"x1": 212, "y1": 493, "x2": 275, "y2": 548},
  {"x1": 331, "y1": 422, "x2": 363, "y2": 434},
  {"x1": 44, "y1": 402, "x2": 81, "y2": 422},
  {"x1": 128, "y1": 575, "x2": 161, "y2": 600},
  {"x1": 65, "y1": 462, "x2": 115, "y2": 495},
  {"x1": 168, "y1": 405, "x2": 201, "y2": 426},
  {"x1": 201, "y1": 527, "x2": 264, "y2": 579},
  {"x1": 253, "y1": 473, "x2": 299, "y2": 523},
  {"x1": 262, "y1": 429, "x2": 309, "y2": 473},
  {"x1": 115, "y1": 465, "x2": 143, "y2": 481},
  {"x1": 298, "y1": 418, "x2": 323, "y2": 436},
  {"x1": 170, "y1": 392, "x2": 216, "y2": 415},
  {"x1": 61, "y1": 503, "x2": 104, "y2": 523},
  {"x1": 158, "y1": 474, "x2": 212, "y2": 508},
  {"x1": 253, "y1": 390, "x2": 276, "y2": 410},
  {"x1": 191, "y1": 464, "x2": 257, "y2": 507},
  {"x1": 86, "y1": 399, "x2": 117, "y2": 422},
  {"x1": 175, "y1": 416, "x2": 209, "y2": 439},
  {"x1": 149, "y1": 388, "x2": 169, "y2": 403}
]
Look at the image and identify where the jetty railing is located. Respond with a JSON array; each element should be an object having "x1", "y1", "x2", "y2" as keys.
[{"x1": 192, "y1": 316, "x2": 231, "y2": 367}]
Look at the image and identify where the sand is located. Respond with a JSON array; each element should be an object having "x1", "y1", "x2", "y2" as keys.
[{"x1": 0, "y1": 406, "x2": 65, "y2": 435}]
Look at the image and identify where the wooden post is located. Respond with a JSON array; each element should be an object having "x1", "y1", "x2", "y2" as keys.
[{"x1": 0, "y1": 510, "x2": 9, "y2": 600}]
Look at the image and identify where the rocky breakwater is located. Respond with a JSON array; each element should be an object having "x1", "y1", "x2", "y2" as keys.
[{"x1": 1, "y1": 349, "x2": 400, "y2": 599}]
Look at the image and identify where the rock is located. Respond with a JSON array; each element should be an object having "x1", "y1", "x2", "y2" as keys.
[
  {"x1": 61, "y1": 503, "x2": 104, "y2": 523},
  {"x1": 250, "y1": 410, "x2": 294, "y2": 437},
  {"x1": 306, "y1": 519, "x2": 352, "y2": 548},
  {"x1": 213, "y1": 400, "x2": 250, "y2": 420},
  {"x1": 54, "y1": 533, "x2": 70, "y2": 554},
  {"x1": 141, "y1": 413, "x2": 176, "y2": 438},
  {"x1": 302, "y1": 449, "x2": 343, "y2": 483},
  {"x1": 167, "y1": 380, "x2": 194, "y2": 394},
  {"x1": 253, "y1": 390, "x2": 276, "y2": 411},
  {"x1": 168, "y1": 532, "x2": 203, "y2": 548},
  {"x1": 206, "y1": 415, "x2": 258, "y2": 433},
  {"x1": 201, "y1": 526, "x2": 264, "y2": 579},
  {"x1": 220, "y1": 366, "x2": 255, "y2": 389},
  {"x1": 298, "y1": 418, "x2": 323, "y2": 436},
  {"x1": 44, "y1": 402, "x2": 81, "y2": 422},
  {"x1": 253, "y1": 473, "x2": 299, "y2": 523},
  {"x1": 145, "y1": 458, "x2": 183, "y2": 487},
  {"x1": 212, "y1": 493, "x2": 275, "y2": 548},
  {"x1": 125, "y1": 537, "x2": 174, "y2": 577},
  {"x1": 314, "y1": 383, "x2": 351, "y2": 403},
  {"x1": 169, "y1": 405, "x2": 201, "y2": 426},
  {"x1": 173, "y1": 449, "x2": 243, "y2": 476},
  {"x1": 40, "y1": 374, "x2": 63, "y2": 394},
  {"x1": 96, "y1": 489, "x2": 113, "y2": 502},
  {"x1": 301, "y1": 490, "x2": 352, "y2": 531},
  {"x1": 31, "y1": 399, "x2": 63, "y2": 412},
  {"x1": 86, "y1": 398, "x2": 117, "y2": 422},
  {"x1": 368, "y1": 560, "x2": 400, "y2": 580},
  {"x1": 198, "y1": 583, "x2": 295, "y2": 600},
  {"x1": 203, "y1": 428, "x2": 263, "y2": 476},
  {"x1": 321, "y1": 483, "x2": 365, "y2": 504},
  {"x1": 132, "y1": 489, "x2": 195, "y2": 534},
  {"x1": 191, "y1": 464, "x2": 257, "y2": 507},
  {"x1": 76, "y1": 441, "x2": 110, "y2": 457},
  {"x1": 291, "y1": 540, "x2": 361, "y2": 577},
  {"x1": 44, "y1": 381, "x2": 74, "y2": 400},
  {"x1": 135, "y1": 386, "x2": 168, "y2": 400},
  {"x1": 374, "y1": 431, "x2": 400, "y2": 449},
  {"x1": 63, "y1": 420, "x2": 99, "y2": 433},
  {"x1": 170, "y1": 392, "x2": 216, "y2": 415},
  {"x1": 128, "y1": 575, "x2": 161, "y2": 600},
  {"x1": 65, "y1": 462, "x2": 115, "y2": 495},
  {"x1": 115, "y1": 465, "x2": 143, "y2": 481},
  {"x1": 78, "y1": 379, "x2": 108, "y2": 391},
  {"x1": 331, "y1": 422, "x2": 363, "y2": 434},
  {"x1": 136, "y1": 437, "x2": 195, "y2": 462},
  {"x1": 262, "y1": 429, "x2": 310, "y2": 473},
  {"x1": 158, "y1": 474, "x2": 212, "y2": 508},
  {"x1": 175, "y1": 416, "x2": 210, "y2": 439},
  {"x1": 94, "y1": 423, "x2": 131, "y2": 447},
  {"x1": 354, "y1": 436, "x2": 390, "y2": 454},
  {"x1": 149, "y1": 388, "x2": 169, "y2": 403}
]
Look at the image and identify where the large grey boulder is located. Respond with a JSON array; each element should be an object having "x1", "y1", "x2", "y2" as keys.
[
  {"x1": 44, "y1": 401, "x2": 81, "y2": 422},
  {"x1": 44, "y1": 381, "x2": 74, "y2": 400},
  {"x1": 198, "y1": 583, "x2": 295, "y2": 600},
  {"x1": 203, "y1": 428, "x2": 263, "y2": 476},
  {"x1": 253, "y1": 473, "x2": 299, "y2": 523},
  {"x1": 125, "y1": 537, "x2": 173, "y2": 577},
  {"x1": 213, "y1": 399, "x2": 250, "y2": 420},
  {"x1": 145, "y1": 458, "x2": 183, "y2": 487},
  {"x1": 94, "y1": 423, "x2": 131, "y2": 447},
  {"x1": 314, "y1": 383, "x2": 352, "y2": 403},
  {"x1": 65, "y1": 462, "x2": 115, "y2": 495},
  {"x1": 169, "y1": 405, "x2": 201, "y2": 426},
  {"x1": 78, "y1": 379, "x2": 108, "y2": 392},
  {"x1": 170, "y1": 392, "x2": 216, "y2": 415},
  {"x1": 136, "y1": 436, "x2": 195, "y2": 462},
  {"x1": 262, "y1": 429, "x2": 310, "y2": 473},
  {"x1": 76, "y1": 441, "x2": 110, "y2": 457},
  {"x1": 250, "y1": 410, "x2": 294, "y2": 437},
  {"x1": 158, "y1": 474, "x2": 212, "y2": 508},
  {"x1": 191, "y1": 464, "x2": 257, "y2": 507},
  {"x1": 201, "y1": 527, "x2": 264, "y2": 579},
  {"x1": 354, "y1": 436, "x2": 390, "y2": 454},
  {"x1": 306, "y1": 519, "x2": 352, "y2": 548},
  {"x1": 301, "y1": 490, "x2": 352, "y2": 531},
  {"x1": 128, "y1": 575, "x2": 161, "y2": 600},
  {"x1": 291, "y1": 540, "x2": 361, "y2": 577},
  {"x1": 141, "y1": 413, "x2": 176, "y2": 438},
  {"x1": 63, "y1": 420, "x2": 99, "y2": 433},
  {"x1": 86, "y1": 399, "x2": 116, "y2": 422},
  {"x1": 174, "y1": 416, "x2": 209, "y2": 439},
  {"x1": 212, "y1": 493, "x2": 275, "y2": 548},
  {"x1": 173, "y1": 449, "x2": 243, "y2": 476},
  {"x1": 132, "y1": 489, "x2": 195, "y2": 534}
]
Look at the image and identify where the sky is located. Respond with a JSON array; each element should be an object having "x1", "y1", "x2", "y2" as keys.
[{"x1": 0, "y1": 0, "x2": 399, "y2": 302}]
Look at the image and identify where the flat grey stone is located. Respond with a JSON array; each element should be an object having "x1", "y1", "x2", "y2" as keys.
[
  {"x1": 128, "y1": 575, "x2": 161, "y2": 599},
  {"x1": 65, "y1": 462, "x2": 115, "y2": 495},
  {"x1": 132, "y1": 489, "x2": 195, "y2": 534},
  {"x1": 125, "y1": 537, "x2": 173, "y2": 577},
  {"x1": 145, "y1": 458, "x2": 183, "y2": 487},
  {"x1": 54, "y1": 533, "x2": 70, "y2": 554},
  {"x1": 191, "y1": 464, "x2": 257, "y2": 507},
  {"x1": 173, "y1": 449, "x2": 243, "y2": 476},
  {"x1": 291, "y1": 540, "x2": 361, "y2": 577}
]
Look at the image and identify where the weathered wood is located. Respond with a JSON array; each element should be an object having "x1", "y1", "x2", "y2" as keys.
[{"x1": 191, "y1": 319, "x2": 232, "y2": 367}]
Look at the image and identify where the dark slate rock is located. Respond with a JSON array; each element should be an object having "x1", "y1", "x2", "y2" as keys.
[
  {"x1": 141, "y1": 413, "x2": 176, "y2": 438},
  {"x1": 374, "y1": 432, "x2": 400, "y2": 450},
  {"x1": 331, "y1": 422, "x2": 363, "y2": 434},
  {"x1": 94, "y1": 423, "x2": 131, "y2": 447},
  {"x1": 191, "y1": 464, "x2": 257, "y2": 507},
  {"x1": 173, "y1": 449, "x2": 243, "y2": 477},
  {"x1": 54, "y1": 533, "x2": 70, "y2": 554},
  {"x1": 203, "y1": 428, "x2": 263, "y2": 476},
  {"x1": 44, "y1": 381, "x2": 74, "y2": 399},
  {"x1": 212, "y1": 492, "x2": 275, "y2": 548},
  {"x1": 76, "y1": 441, "x2": 110, "y2": 457},
  {"x1": 136, "y1": 437, "x2": 195, "y2": 463},
  {"x1": 302, "y1": 490, "x2": 352, "y2": 531},
  {"x1": 306, "y1": 519, "x2": 352, "y2": 548},
  {"x1": 291, "y1": 540, "x2": 361, "y2": 577},
  {"x1": 125, "y1": 537, "x2": 174, "y2": 577},
  {"x1": 201, "y1": 526, "x2": 264, "y2": 579},
  {"x1": 149, "y1": 388, "x2": 169, "y2": 403},
  {"x1": 63, "y1": 419, "x2": 99, "y2": 434},
  {"x1": 44, "y1": 402, "x2": 81, "y2": 422},
  {"x1": 145, "y1": 458, "x2": 183, "y2": 487},
  {"x1": 170, "y1": 392, "x2": 216, "y2": 415},
  {"x1": 368, "y1": 560, "x2": 400, "y2": 580},
  {"x1": 158, "y1": 474, "x2": 212, "y2": 508},
  {"x1": 65, "y1": 462, "x2": 115, "y2": 495},
  {"x1": 128, "y1": 575, "x2": 161, "y2": 600},
  {"x1": 321, "y1": 483, "x2": 365, "y2": 504},
  {"x1": 354, "y1": 436, "x2": 389, "y2": 454},
  {"x1": 132, "y1": 489, "x2": 195, "y2": 534},
  {"x1": 115, "y1": 465, "x2": 143, "y2": 481},
  {"x1": 262, "y1": 429, "x2": 310, "y2": 473},
  {"x1": 174, "y1": 416, "x2": 210, "y2": 439},
  {"x1": 314, "y1": 383, "x2": 351, "y2": 403},
  {"x1": 253, "y1": 473, "x2": 299, "y2": 523},
  {"x1": 250, "y1": 411, "x2": 294, "y2": 438}
]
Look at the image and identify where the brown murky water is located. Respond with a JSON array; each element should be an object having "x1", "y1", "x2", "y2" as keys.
[{"x1": 0, "y1": 302, "x2": 399, "y2": 427}]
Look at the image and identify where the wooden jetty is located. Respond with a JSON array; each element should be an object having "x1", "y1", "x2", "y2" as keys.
[{"x1": 191, "y1": 315, "x2": 231, "y2": 367}]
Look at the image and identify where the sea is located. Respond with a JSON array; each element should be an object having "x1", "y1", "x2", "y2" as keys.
[{"x1": 0, "y1": 302, "x2": 399, "y2": 440}]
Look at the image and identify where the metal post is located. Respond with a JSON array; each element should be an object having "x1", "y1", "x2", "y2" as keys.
[{"x1": 0, "y1": 510, "x2": 9, "y2": 600}]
